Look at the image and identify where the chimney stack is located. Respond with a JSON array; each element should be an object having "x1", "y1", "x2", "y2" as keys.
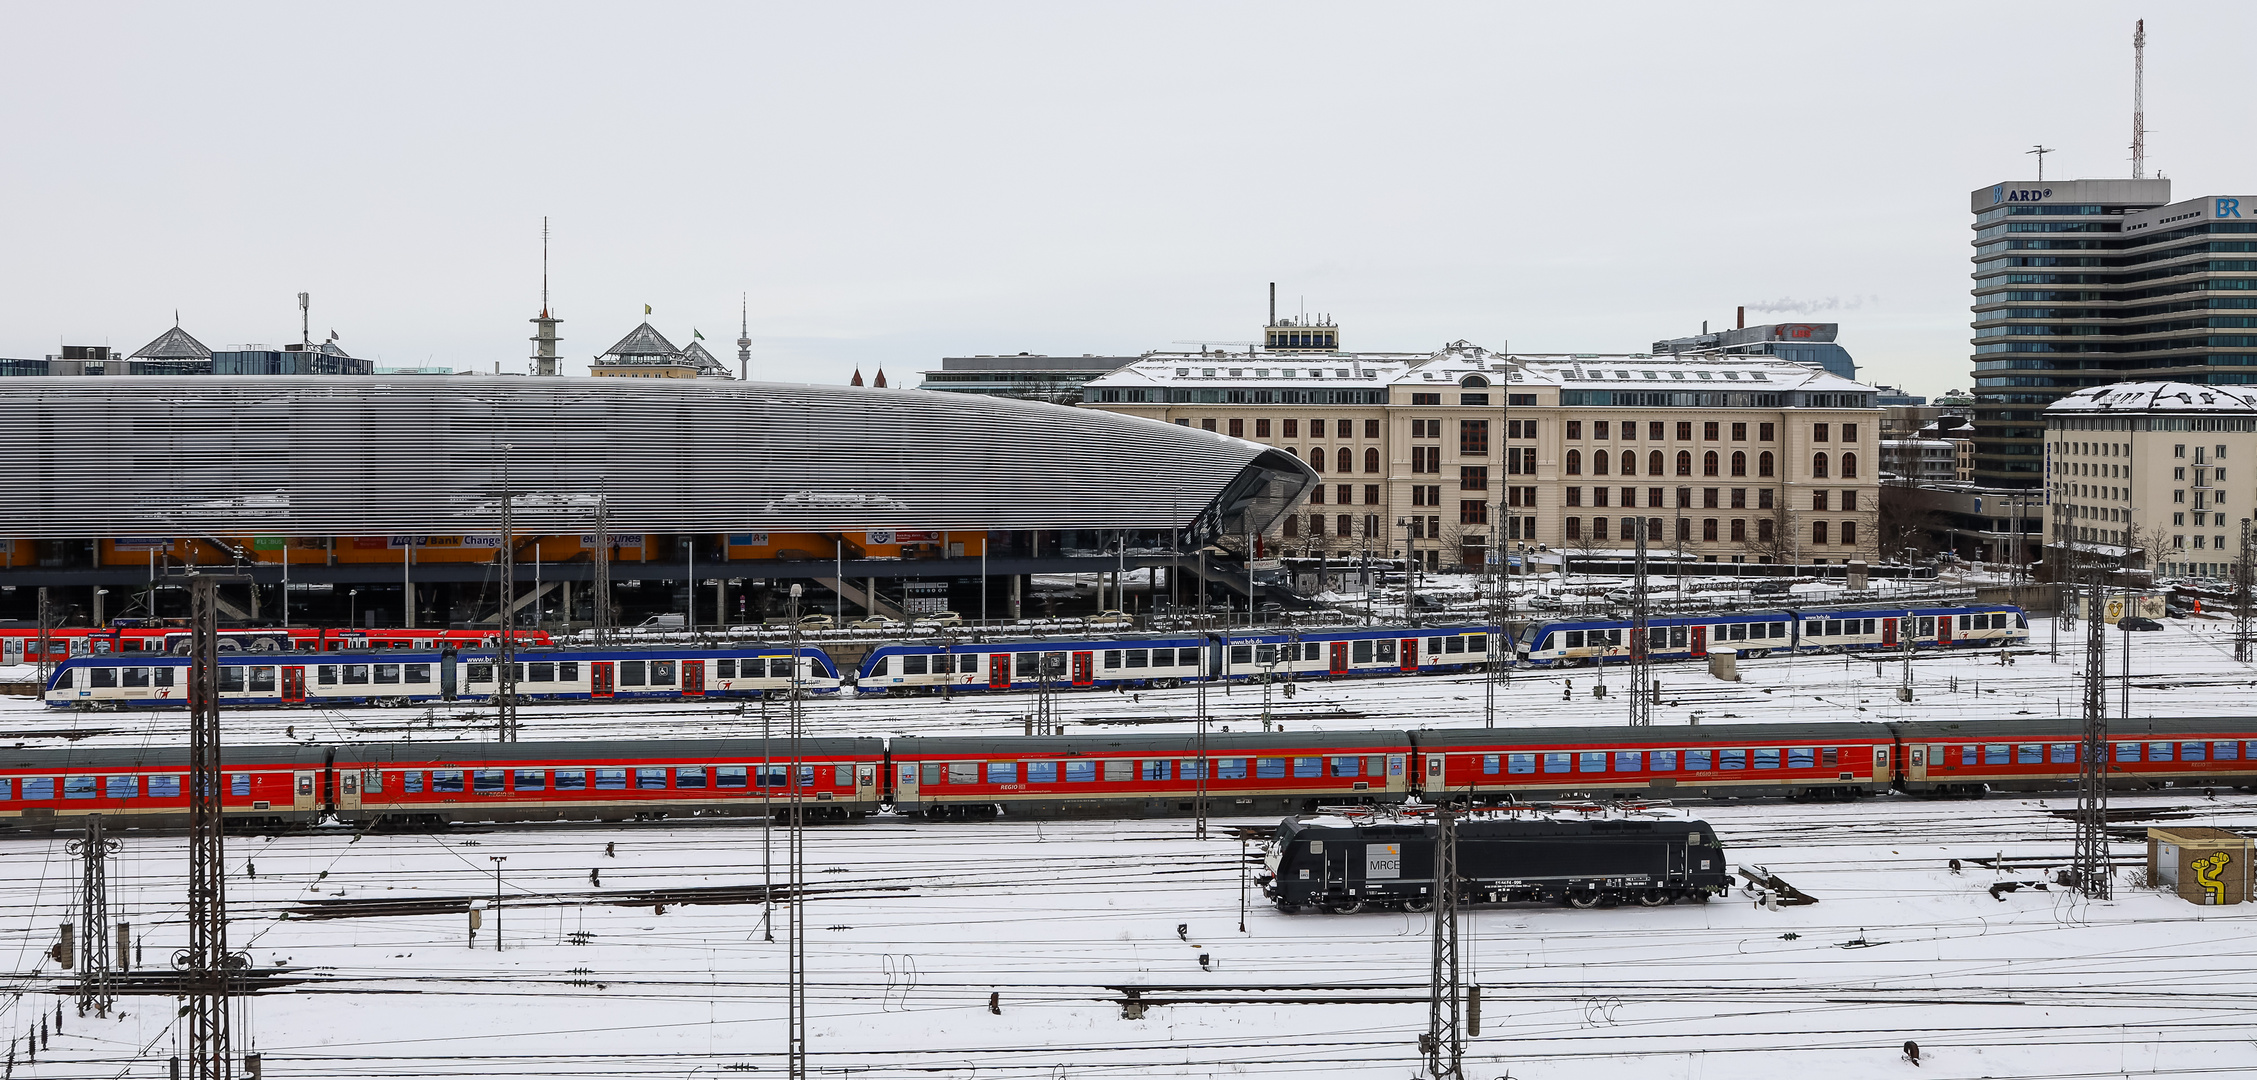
[
  {"x1": 1737, "y1": 306, "x2": 1745, "y2": 330},
  {"x1": 1268, "y1": 282, "x2": 1276, "y2": 327}
]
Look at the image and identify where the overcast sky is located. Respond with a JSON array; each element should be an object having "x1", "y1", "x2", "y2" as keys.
[{"x1": 5, "y1": 3, "x2": 2253, "y2": 397}]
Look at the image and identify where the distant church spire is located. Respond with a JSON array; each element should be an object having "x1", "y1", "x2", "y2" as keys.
[
  {"x1": 873, "y1": 367, "x2": 888, "y2": 388},
  {"x1": 850, "y1": 368, "x2": 864, "y2": 387}
]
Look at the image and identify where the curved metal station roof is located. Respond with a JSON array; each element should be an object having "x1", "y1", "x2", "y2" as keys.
[{"x1": 7, "y1": 376, "x2": 1313, "y2": 539}]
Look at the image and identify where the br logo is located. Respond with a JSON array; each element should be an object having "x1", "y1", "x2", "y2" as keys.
[{"x1": 2192, "y1": 851, "x2": 2232, "y2": 904}]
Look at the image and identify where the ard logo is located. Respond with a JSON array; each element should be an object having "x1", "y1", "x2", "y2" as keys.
[{"x1": 1993, "y1": 186, "x2": 2055, "y2": 204}]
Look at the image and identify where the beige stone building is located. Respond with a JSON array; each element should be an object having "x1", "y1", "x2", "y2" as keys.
[
  {"x1": 2045, "y1": 382, "x2": 2257, "y2": 580},
  {"x1": 1084, "y1": 341, "x2": 1883, "y2": 570}
]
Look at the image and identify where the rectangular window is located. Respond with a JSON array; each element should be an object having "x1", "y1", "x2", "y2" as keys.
[
  {"x1": 1787, "y1": 747, "x2": 1815, "y2": 769},
  {"x1": 1064, "y1": 760, "x2": 1096, "y2": 782},
  {"x1": 63, "y1": 775, "x2": 98, "y2": 800},
  {"x1": 648, "y1": 661, "x2": 675, "y2": 685},
  {"x1": 1704, "y1": 421, "x2": 1719, "y2": 441},
  {"x1": 149, "y1": 775, "x2": 181, "y2": 798},
  {"x1": 675, "y1": 766, "x2": 708, "y2": 789},
  {"x1": 618, "y1": 661, "x2": 645, "y2": 686},
  {"x1": 1137, "y1": 760, "x2": 1168, "y2": 781},
  {"x1": 473, "y1": 768, "x2": 506, "y2": 793},
  {"x1": 1255, "y1": 757, "x2": 1287, "y2": 779},
  {"x1": 317, "y1": 665, "x2": 337, "y2": 685},
  {"x1": 1283, "y1": 419, "x2": 1298, "y2": 438},
  {"x1": 1566, "y1": 420, "x2": 1581, "y2": 439},
  {"x1": 1100, "y1": 651, "x2": 1119, "y2": 671},
  {"x1": 407, "y1": 663, "x2": 433, "y2": 683},
  {"x1": 1753, "y1": 748, "x2": 1781, "y2": 769},
  {"x1": 1180, "y1": 647, "x2": 1203, "y2": 667},
  {"x1": 555, "y1": 769, "x2": 588, "y2": 790},
  {"x1": 1027, "y1": 761, "x2": 1058, "y2": 783},
  {"x1": 1459, "y1": 420, "x2": 1489, "y2": 455},
  {"x1": 1982, "y1": 744, "x2": 2009, "y2": 765},
  {"x1": 2149, "y1": 742, "x2": 2175, "y2": 762},
  {"x1": 1759, "y1": 422, "x2": 1775, "y2": 441},
  {"x1": 2218, "y1": 742, "x2": 2242, "y2": 762},
  {"x1": 715, "y1": 766, "x2": 747, "y2": 789},
  {"x1": 1104, "y1": 760, "x2": 1135, "y2": 782},
  {"x1": 1331, "y1": 756, "x2": 1361, "y2": 777},
  {"x1": 343, "y1": 664, "x2": 371, "y2": 685},
  {"x1": 1812, "y1": 423, "x2": 1830, "y2": 442},
  {"x1": 988, "y1": 762, "x2": 1019, "y2": 784},
  {"x1": 21, "y1": 777, "x2": 53, "y2": 800},
  {"x1": 594, "y1": 768, "x2": 628, "y2": 790},
  {"x1": 1719, "y1": 749, "x2": 1747, "y2": 770},
  {"x1": 1217, "y1": 758, "x2": 1248, "y2": 780},
  {"x1": 2182, "y1": 742, "x2": 2206, "y2": 762},
  {"x1": 1507, "y1": 753, "x2": 1535, "y2": 774},
  {"x1": 948, "y1": 762, "x2": 981, "y2": 785},
  {"x1": 716, "y1": 659, "x2": 736, "y2": 679},
  {"x1": 373, "y1": 663, "x2": 400, "y2": 684},
  {"x1": 400, "y1": 772, "x2": 423, "y2": 794},
  {"x1": 631, "y1": 767, "x2": 667, "y2": 789},
  {"x1": 2049, "y1": 744, "x2": 2076, "y2": 765},
  {"x1": 1651, "y1": 750, "x2": 1678, "y2": 771},
  {"x1": 2016, "y1": 744, "x2": 2043, "y2": 765},
  {"x1": 1543, "y1": 752, "x2": 1571, "y2": 774},
  {"x1": 105, "y1": 775, "x2": 138, "y2": 799},
  {"x1": 1613, "y1": 751, "x2": 1642, "y2": 772},
  {"x1": 1481, "y1": 754, "x2": 1500, "y2": 775},
  {"x1": 1460, "y1": 465, "x2": 1488, "y2": 490},
  {"x1": 1685, "y1": 749, "x2": 1712, "y2": 770},
  {"x1": 431, "y1": 770, "x2": 465, "y2": 793},
  {"x1": 1578, "y1": 752, "x2": 1606, "y2": 773},
  {"x1": 1125, "y1": 649, "x2": 1148, "y2": 669}
]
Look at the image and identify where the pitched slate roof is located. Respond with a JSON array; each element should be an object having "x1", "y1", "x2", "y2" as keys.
[
  {"x1": 131, "y1": 325, "x2": 212, "y2": 360},
  {"x1": 598, "y1": 322, "x2": 681, "y2": 360}
]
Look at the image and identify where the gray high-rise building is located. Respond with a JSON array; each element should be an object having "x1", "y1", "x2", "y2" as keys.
[{"x1": 1968, "y1": 177, "x2": 2257, "y2": 486}]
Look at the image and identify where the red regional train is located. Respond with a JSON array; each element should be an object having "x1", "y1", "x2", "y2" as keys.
[{"x1": 1, "y1": 717, "x2": 2252, "y2": 830}]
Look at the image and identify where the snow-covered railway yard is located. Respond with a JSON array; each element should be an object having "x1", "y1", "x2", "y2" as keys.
[{"x1": 4, "y1": 617, "x2": 2257, "y2": 1078}]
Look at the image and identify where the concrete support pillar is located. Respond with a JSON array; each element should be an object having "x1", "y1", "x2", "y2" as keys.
[{"x1": 1010, "y1": 574, "x2": 1024, "y2": 621}]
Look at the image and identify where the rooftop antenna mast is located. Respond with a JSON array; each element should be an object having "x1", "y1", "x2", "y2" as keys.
[
  {"x1": 2027, "y1": 145, "x2": 2054, "y2": 182},
  {"x1": 737, "y1": 294, "x2": 752, "y2": 382},
  {"x1": 530, "y1": 219, "x2": 563, "y2": 376},
  {"x1": 2131, "y1": 19, "x2": 2146, "y2": 179},
  {"x1": 298, "y1": 292, "x2": 310, "y2": 349}
]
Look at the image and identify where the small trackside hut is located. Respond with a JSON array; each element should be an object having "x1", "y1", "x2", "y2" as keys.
[{"x1": 1260, "y1": 810, "x2": 1730, "y2": 913}]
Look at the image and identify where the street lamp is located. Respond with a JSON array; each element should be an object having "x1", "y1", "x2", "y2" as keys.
[
  {"x1": 488, "y1": 855, "x2": 507, "y2": 952},
  {"x1": 348, "y1": 587, "x2": 361, "y2": 629}
]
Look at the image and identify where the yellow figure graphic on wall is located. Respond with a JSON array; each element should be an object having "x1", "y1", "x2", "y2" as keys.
[{"x1": 2192, "y1": 851, "x2": 2232, "y2": 904}]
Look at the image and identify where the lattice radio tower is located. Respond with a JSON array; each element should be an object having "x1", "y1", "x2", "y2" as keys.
[
  {"x1": 2074, "y1": 558, "x2": 2112, "y2": 899},
  {"x1": 1421, "y1": 801, "x2": 1464, "y2": 1080},
  {"x1": 2131, "y1": 19, "x2": 2147, "y2": 179},
  {"x1": 1628, "y1": 517, "x2": 1654, "y2": 726},
  {"x1": 179, "y1": 573, "x2": 247, "y2": 1078},
  {"x1": 2236, "y1": 518, "x2": 2253, "y2": 664},
  {"x1": 68, "y1": 814, "x2": 120, "y2": 1017}
]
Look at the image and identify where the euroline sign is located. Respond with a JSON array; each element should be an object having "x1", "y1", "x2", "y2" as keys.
[{"x1": 1993, "y1": 185, "x2": 2054, "y2": 204}]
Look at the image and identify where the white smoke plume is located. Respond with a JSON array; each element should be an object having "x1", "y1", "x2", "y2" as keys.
[{"x1": 1744, "y1": 295, "x2": 1882, "y2": 316}]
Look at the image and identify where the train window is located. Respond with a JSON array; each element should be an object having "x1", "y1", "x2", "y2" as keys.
[
  {"x1": 1028, "y1": 761, "x2": 1059, "y2": 783},
  {"x1": 1543, "y1": 752, "x2": 1571, "y2": 774},
  {"x1": 635, "y1": 768, "x2": 668, "y2": 789},
  {"x1": 1917, "y1": 617, "x2": 1935, "y2": 636},
  {"x1": 676, "y1": 767, "x2": 708, "y2": 789},
  {"x1": 1482, "y1": 754, "x2": 1500, "y2": 775},
  {"x1": 1102, "y1": 651, "x2": 1121, "y2": 670},
  {"x1": 2014, "y1": 614, "x2": 2028, "y2": 628},
  {"x1": 2182, "y1": 743, "x2": 2206, "y2": 762},
  {"x1": 1353, "y1": 640, "x2": 1374, "y2": 663},
  {"x1": 219, "y1": 668, "x2": 245, "y2": 692},
  {"x1": 1144, "y1": 761, "x2": 1171, "y2": 781},
  {"x1": 918, "y1": 762, "x2": 942, "y2": 785},
  {"x1": 649, "y1": 661, "x2": 676, "y2": 685},
  {"x1": 1670, "y1": 627, "x2": 1689, "y2": 648},
  {"x1": 150, "y1": 776, "x2": 181, "y2": 798},
  {"x1": 1980, "y1": 745, "x2": 2008, "y2": 765},
  {"x1": 464, "y1": 663, "x2": 491, "y2": 685},
  {"x1": 406, "y1": 664, "x2": 432, "y2": 683},
  {"x1": 546, "y1": 769, "x2": 583, "y2": 791},
  {"x1": 2218, "y1": 742, "x2": 2242, "y2": 761},
  {"x1": 1466, "y1": 634, "x2": 1486, "y2": 654},
  {"x1": 1255, "y1": 645, "x2": 1276, "y2": 665},
  {"x1": 1016, "y1": 653, "x2": 1039, "y2": 676},
  {"x1": 1786, "y1": 748, "x2": 1814, "y2": 768},
  {"x1": 595, "y1": 769, "x2": 629, "y2": 790},
  {"x1": 1685, "y1": 750, "x2": 1712, "y2": 770},
  {"x1": 21, "y1": 778, "x2": 52, "y2": 800},
  {"x1": 1953, "y1": 746, "x2": 1974, "y2": 767},
  {"x1": 1577, "y1": 752, "x2": 1605, "y2": 773},
  {"x1": 471, "y1": 769, "x2": 505, "y2": 794},
  {"x1": 1566, "y1": 630, "x2": 1585, "y2": 649},
  {"x1": 1105, "y1": 760, "x2": 1136, "y2": 782},
  {"x1": 1425, "y1": 637, "x2": 1444, "y2": 656},
  {"x1": 988, "y1": 762, "x2": 1019, "y2": 784},
  {"x1": 1358, "y1": 755, "x2": 1381, "y2": 778},
  {"x1": 401, "y1": 772, "x2": 423, "y2": 794},
  {"x1": 768, "y1": 659, "x2": 793, "y2": 679},
  {"x1": 1291, "y1": 757, "x2": 1322, "y2": 779},
  {"x1": 836, "y1": 765, "x2": 855, "y2": 787},
  {"x1": 1126, "y1": 650, "x2": 1148, "y2": 669},
  {"x1": 1064, "y1": 761, "x2": 1096, "y2": 782},
  {"x1": 528, "y1": 663, "x2": 555, "y2": 683},
  {"x1": 1817, "y1": 748, "x2": 1836, "y2": 768},
  {"x1": 249, "y1": 667, "x2": 276, "y2": 692},
  {"x1": 1724, "y1": 624, "x2": 1742, "y2": 641},
  {"x1": 1651, "y1": 750, "x2": 1677, "y2": 771},
  {"x1": 1231, "y1": 645, "x2": 1254, "y2": 666},
  {"x1": 1255, "y1": 758, "x2": 1287, "y2": 779},
  {"x1": 318, "y1": 666, "x2": 338, "y2": 685},
  {"x1": 1325, "y1": 756, "x2": 1359, "y2": 778},
  {"x1": 942, "y1": 762, "x2": 978, "y2": 785},
  {"x1": 1753, "y1": 749, "x2": 1780, "y2": 769},
  {"x1": 1804, "y1": 620, "x2": 1821, "y2": 637},
  {"x1": 432, "y1": 771, "x2": 466, "y2": 793},
  {"x1": 2015, "y1": 744, "x2": 2042, "y2": 764},
  {"x1": 619, "y1": 662, "x2": 645, "y2": 686},
  {"x1": 1218, "y1": 759, "x2": 1248, "y2": 780},
  {"x1": 716, "y1": 766, "x2": 747, "y2": 789},
  {"x1": 1376, "y1": 640, "x2": 1397, "y2": 663},
  {"x1": 343, "y1": 665, "x2": 371, "y2": 685},
  {"x1": 1613, "y1": 751, "x2": 1642, "y2": 772},
  {"x1": 1958, "y1": 615, "x2": 1971, "y2": 630},
  {"x1": 0, "y1": 779, "x2": 11, "y2": 800},
  {"x1": 231, "y1": 774, "x2": 250, "y2": 796},
  {"x1": 2149, "y1": 742, "x2": 2175, "y2": 762},
  {"x1": 1719, "y1": 750, "x2": 1747, "y2": 770},
  {"x1": 123, "y1": 667, "x2": 149, "y2": 688},
  {"x1": 1506, "y1": 753, "x2": 1535, "y2": 774},
  {"x1": 1822, "y1": 620, "x2": 1840, "y2": 636},
  {"x1": 716, "y1": 659, "x2": 736, "y2": 679},
  {"x1": 89, "y1": 668, "x2": 117, "y2": 689},
  {"x1": 106, "y1": 776, "x2": 138, "y2": 799},
  {"x1": 904, "y1": 655, "x2": 929, "y2": 676},
  {"x1": 1441, "y1": 636, "x2": 1461, "y2": 654},
  {"x1": 2048, "y1": 744, "x2": 2075, "y2": 764},
  {"x1": 374, "y1": 664, "x2": 400, "y2": 684},
  {"x1": 155, "y1": 667, "x2": 176, "y2": 687},
  {"x1": 798, "y1": 765, "x2": 815, "y2": 788},
  {"x1": 1172, "y1": 648, "x2": 1197, "y2": 667}
]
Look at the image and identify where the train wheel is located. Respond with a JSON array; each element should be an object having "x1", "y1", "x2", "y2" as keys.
[
  {"x1": 1402, "y1": 896, "x2": 1433, "y2": 913},
  {"x1": 1565, "y1": 891, "x2": 1601, "y2": 909},
  {"x1": 1322, "y1": 896, "x2": 1365, "y2": 915},
  {"x1": 1637, "y1": 890, "x2": 1669, "y2": 906},
  {"x1": 1273, "y1": 899, "x2": 1301, "y2": 914}
]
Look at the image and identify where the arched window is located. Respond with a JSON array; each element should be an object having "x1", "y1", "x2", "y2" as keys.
[
  {"x1": 1338, "y1": 514, "x2": 1353, "y2": 537},
  {"x1": 1460, "y1": 374, "x2": 1489, "y2": 388},
  {"x1": 1841, "y1": 452, "x2": 1858, "y2": 479},
  {"x1": 1758, "y1": 451, "x2": 1774, "y2": 478},
  {"x1": 1309, "y1": 450, "x2": 1324, "y2": 473},
  {"x1": 1566, "y1": 450, "x2": 1582, "y2": 475},
  {"x1": 1620, "y1": 450, "x2": 1637, "y2": 476},
  {"x1": 1676, "y1": 450, "x2": 1692, "y2": 476},
  {"x1": 1812, "y1": 452, "x2": 1830, "y2": 479},
  {"x1": 1594, "y1": 450, "x2": 1610, "y2": 475},
  {"x1": 1364, "y1": 447, "x2": 1380, "y2": 473},
  {"x1": 1730, "y1": 451, "x2": 1747, "y2": 477},
  {"x1": 1648, "y1": 450, "x2": 1664, "y2": 475},
  {"x1": 1336, "y1": 447, "x2": 1353, "y2": 473},
  {"x1": 1309, "y1": 514, "x2": 1326, "y2": 537},
  {"x1": 1285, "y1": 446, "x2": 1299, "y2": 461},
  {"x1": 1812, "y1": 520, "x2": 1830, "y2": 545},
  {"x1": 1703, "y1": 451, "x2": 1719, "y2": 477}
]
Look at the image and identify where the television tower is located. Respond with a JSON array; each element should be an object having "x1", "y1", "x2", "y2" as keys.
[
  {"x1": 737, "y1": 294, "x2": 752, "y2": 381},
  {"x1": 530, "y1": 218, "x2": 562, "y2": 376},
  {"x1": 2131, "y1": 19, "x2": 2147, "y2": 179}
]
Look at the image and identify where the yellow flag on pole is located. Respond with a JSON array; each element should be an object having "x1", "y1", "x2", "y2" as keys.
[{"x1": 644, "y1": 304, "x2": 653, "y2": 316}]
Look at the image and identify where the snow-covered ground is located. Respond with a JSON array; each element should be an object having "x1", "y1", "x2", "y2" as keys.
[{"x1": 3, "y1": 614, "x2": 2255, "y2": 1078}]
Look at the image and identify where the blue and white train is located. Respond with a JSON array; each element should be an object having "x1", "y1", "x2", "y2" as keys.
[
  {"x1": 1514, "y1": 604, "x2": 2029, "y2": 666},
  {"x1": 854, "y1": 625, "x2": 1498, "y2": 693}
]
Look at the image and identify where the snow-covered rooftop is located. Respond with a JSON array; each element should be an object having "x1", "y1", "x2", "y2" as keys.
[{"x1": 2048, "y1": 381, "x2": 2257, "y2": 414}]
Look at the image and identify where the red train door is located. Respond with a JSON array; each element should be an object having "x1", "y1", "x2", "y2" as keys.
[
  {"x1": 988, "y1": 654, "x2": 1010, "y2": 690},
  {"x1": 591, "y1": 661, "x2": 615, "y2": 698},
  {"x1": 1882, "y1": 618, "x2": 1898, "y2": 647},
  {"x1": 281, "y1": 666, "x2": 306, "y2": 704},
  {"x1": 1329, "y1": 642, "x2": 1348, "y2": 675},
  {"x1": 1399, "y1": 639, "x2": 1418, "y2": 672},
  {"x1": 1071, "y1": 652, "x2": 1093, "y2": 687},
  {"x1": 1938, "y1": 615, "x2": 1954, "y2": 646},
  {"x1": 682, "y1": 660, "x2": 705, "y2": 697},
  {"x1": 1690, "y1": 625, "x2": 1707, "y2": 659}
]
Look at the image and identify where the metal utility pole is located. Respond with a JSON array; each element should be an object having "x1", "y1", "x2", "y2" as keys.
[
  {"x1": 593, "y1": 496, "x2": 613, "y2": 645},
  {"x1": 68, "y1": 815, "x2": 120, "y2": 1017},
  {"x1": 1398, "y1": 517, "x2": 1419, "y2": 627},
  {"x1": 496, "y1": 448, "x2": 518, "y2": 742},
  {"x1": 184, "y1": 574, "x2": 238, "y2": 1079},
  {"x1": 35, "y1": 587, "x2": 53, "y2": 694},
  {"x1": 2074, "y1": 561, "x2": 2111, "y2": 900},
  {"x1": 787, "y1": 584, "x2": 808, "y2": 1080},
  {"x1": 1422, "y1": 802, "x2": 1463, "y2": 1080},
  {"x1": 2236, "y1": 518, "x2": 2253, "y2": 664},
  {"x1": 488, "y1": 857, "x2": 506, "y2": 952},
  {"x1": 1485, "y1": 501, "x2": 1502, "y2": 728},
  {"x1": 1628, "y1": 516, "x2": 1653, "y2": 727}
]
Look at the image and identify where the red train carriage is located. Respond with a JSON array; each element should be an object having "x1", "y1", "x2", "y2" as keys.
[
  {"x1": 1894, "y1": 719, "x2": 2257, "y2": 795},
  {"x1": 332, "y1": 738, "x2": 886, "y2": 826},
  {"x1": 0, "y1": 745, "x2": 326, "y2": 830},
  {"x1": 890, "y1": 730, "x2": 1416, "y2": 818},
  {"x1": 1413, "y1": 723, "x2": 1897, "y2": 802}
]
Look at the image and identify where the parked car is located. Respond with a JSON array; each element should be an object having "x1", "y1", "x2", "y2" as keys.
[
  {"x1": 1530, "y1": 594, "x2": 1564, "y2": 611},
  {"x1": 2118, "y1": 616, "x2": 2163, "y2": 631},
  {"x1": 1085, "y1": 610, "x2": 1134, "y2": 627},
  {"x1": 795, "y1": 614, "x2": 836, "y2": 631},
  {"x1": 846, "y1": 616, "x2": 899, "y2": 630},
  {"x1": 634, "y1": 614, "x2": 686, "y2": 631},
  {"x1": 914, "y1": 611, "x2": 965, "y2": 627}
]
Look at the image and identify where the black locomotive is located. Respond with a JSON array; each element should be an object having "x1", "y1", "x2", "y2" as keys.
[{"x1": 1259, "y1": 811, "x2": 1731, "y2": 913}]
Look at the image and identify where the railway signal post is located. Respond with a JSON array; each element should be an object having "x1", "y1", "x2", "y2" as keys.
[
  {"x1": 67, "y1": 814, "x2": 119, "y2": 1017},
  {"x1": 2237, "y1": 519, "x2": 2253, "y2": 664},
  {"x1": 1422, "y1": 802, "x2": 1465, "y2": 1080},
  {"x1": 2074, "y1": 561, "x2": 2111, "y2": 899}
]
